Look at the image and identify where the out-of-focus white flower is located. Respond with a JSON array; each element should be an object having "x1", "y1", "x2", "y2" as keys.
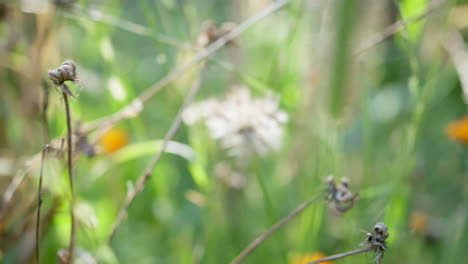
[{"x1": 183, "y1": 87, "x2": 288, "y2": 158}]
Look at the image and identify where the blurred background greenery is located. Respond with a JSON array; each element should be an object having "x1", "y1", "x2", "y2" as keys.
[{"x1": 1, "y1": 0, "x2": 468, "y2": 263}]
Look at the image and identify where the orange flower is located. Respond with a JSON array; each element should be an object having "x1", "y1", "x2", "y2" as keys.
[
  {"x1": 99, "y1": 127, "x2": 129, "y2": 153},
  {"x1": 294, "y1": 252, "x2": 333, "y2": 264},
  {"x1": 447, "y1": 116, "x2": 468, "y2": 144},
  {"x1": 409, "y1": 211, "x2": 428, "y2": 234}
]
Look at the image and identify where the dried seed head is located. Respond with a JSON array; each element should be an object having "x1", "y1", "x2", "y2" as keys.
[
  {"x1": 48, "y1": 60, "x2": 78, "y2": 85},
  {"x1": 374, "y1": 222, "x2": 389, "y2": 239},
  {"x1": 326, "y1": 175, "x2": 359, "y2": 213},
  {"x1": 341, "y1": 177, "x2": 350, "y2": 187},
  {"x1": 361, "y1": 222, "x2": 389, "y2": 264},
  {"x1": 197, "y1": 21, "x2": 237, "y2": 48}
]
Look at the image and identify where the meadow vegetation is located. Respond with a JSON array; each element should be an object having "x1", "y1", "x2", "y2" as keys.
[{"x1": 1, "y1": 0, "x2": 468, "y2": 263}]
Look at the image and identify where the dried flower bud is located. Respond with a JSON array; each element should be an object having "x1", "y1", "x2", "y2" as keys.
[
  {"x1": 197, "y1": 21, "x2": 237, "y2": 48},
  {"x1": 48, "y1": 60, "x2": 78, "y2": 86},
  {"x1": 326, "y1": 175, "x2": 358, "y2": 213},
  {"x1": 373, "y1": 222, "x2": 389, "y2": 240},
  {"x1": 360, "y1": 222, "x2": 389, "y2": 264},
  {"x1": 341, "y1": 177, "x2": 350, "y2": 187}
]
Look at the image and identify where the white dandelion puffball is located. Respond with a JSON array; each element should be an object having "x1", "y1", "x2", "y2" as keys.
[{"x1": 183, "y1": 86, "x2": 288, "y2": 158}]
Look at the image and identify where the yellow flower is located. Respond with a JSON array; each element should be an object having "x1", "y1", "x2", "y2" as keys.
[
  {"x1": 409, "y1": 211, "x2": 428, "y2": 234},
  {"x1": 447, "y1": 116, "x2": 468, "y2": 144},
  {"x1": 294, "y1": 252, "x2": 333, "y2": 264},
  {"x1": 99, "y1": 127, "x2": 129, "y2": 153}
]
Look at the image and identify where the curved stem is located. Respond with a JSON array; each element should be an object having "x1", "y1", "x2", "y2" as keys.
[
  {"x1": 306, "y1": 246, "x2": 372, "y2": 264},
  {"x1": 35, "y1": 146, "x2": 48, "y2": 264},
  {"x1": 230, "y1": 196, "x2": 320, "y2": 264},
  {"x1": 108, "y1": 65, "x2": 207, "y2": 242},
  {"x1": 62, "y1": 87, "x2": 76, "y2": 264}
]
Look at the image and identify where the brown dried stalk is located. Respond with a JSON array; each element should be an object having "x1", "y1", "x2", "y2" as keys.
[
  {"x1": 42, "y1": 81, "x2": 50, "y2": 142},
  {"x1": 230, "y1": 196, "x2": 320, "y2": 264},
  {"x1": 61, "y1": 87, "x2": 76, "y2": 264},
  {"x1": 108, "y1": 65, "x2": 207, "y2": 242},
  {"x1": 35, "y1": 145, "x2": 48, "y2": 264},
  {"x1": 307, "y1": 247, "x2": 374, "y2": 264},
  {"x1": 48, "y1": 60, "x2": 79, "y2": 264},
  {"x1": 354, "y1": 0, "x2": 444, "y2": 56}
]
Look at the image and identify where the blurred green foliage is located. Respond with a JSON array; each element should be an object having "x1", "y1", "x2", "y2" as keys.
[{"x1": 1, "y1": 0, "x2": 468, "y2": 264}]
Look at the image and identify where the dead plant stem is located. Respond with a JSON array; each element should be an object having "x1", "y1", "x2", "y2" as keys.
[
  {"x1": 62, "y1": 86, "x2": 76, "y2": 264},
  {"x1": 230, "y1": 196, "x2": 320, "y2": 264},
  {"x1": 35, "y1": 146, "x2": 48, "y2": 264},
  {"x1": 108, "y1": 65, "x2": 207, "y2": 242},
  {"x1": 306, "y1": 246, "x2": 373, "y2": 264}
]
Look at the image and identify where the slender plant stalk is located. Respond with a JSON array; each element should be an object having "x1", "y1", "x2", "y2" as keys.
[
  {"x1": 353, "y1": 0, "x2": 444, "y2": 56},
  {"x1": 42, "y1": 82, "x2": 50, "y2": 142},
  {"x1": 36, "y1": 81, "x2": 50, "y2": 264},
  {"x1": 108, "y1": 65, "x2": 207, "y2": 242},
  {"x1": 230, "y1": 196, "x2": 320, "y2": 264},
  {"x1": 35, "y1": 146, "x2": 48, "y2": 264},
  {"x1": 62, "y1": 86, "x2": 76, "y2": 264},
  {"x1": 306, "y1": 246, "x2": 373, "y2": 264}
]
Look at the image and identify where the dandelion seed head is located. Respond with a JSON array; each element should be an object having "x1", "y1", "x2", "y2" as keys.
[{"x1": 184, "y1": 87, "x2": 288, "y2": 159}]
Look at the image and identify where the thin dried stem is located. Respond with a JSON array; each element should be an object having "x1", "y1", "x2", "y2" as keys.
[
  {"x1": 35, "y1": 145, "x2": 48, "y2": 264},
  {"x1": 62, "y1": 86, "x2": 76, "y2": 264},
  {"x1": 42, "y1": 82, "x2": 50, "y2": 142},
  {"x1": 230, "y1": 196, "x2": 320, "y2": 264},
  {"x1": 108, "y1": 65, "x2": 207, "y2": 242},
  {"x1": 354, "y1": 0, "x2": 444, "y2": 56},
  {"x1": 306, "y1": 246, "x2": 373, "y2": 264}
]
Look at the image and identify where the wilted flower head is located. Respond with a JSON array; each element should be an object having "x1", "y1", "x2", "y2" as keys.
[
  {"x1": 48, "y1": 60, "x2": 79, "y2": 98},
  {"x1": 326, "y1": 175, "x2": 358, "y2": 213},
  {"x1": 183, "y1": 87, "x2": 288, "y2": 158},
  {"x1": 48, "y1": 60, "x2": 78, "y2": 86}
]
